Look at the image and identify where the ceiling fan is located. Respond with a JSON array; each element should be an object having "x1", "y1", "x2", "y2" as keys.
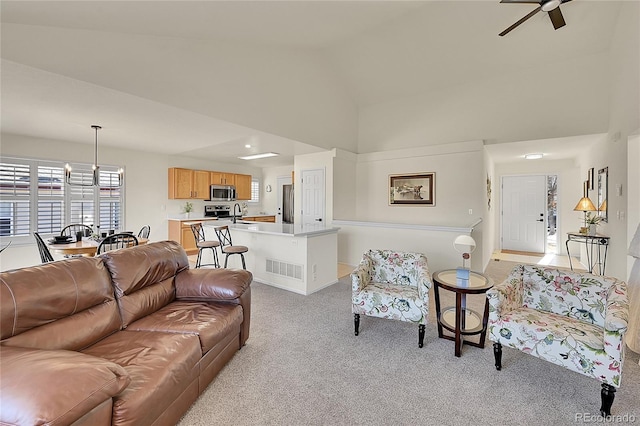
[{"x1": 499, "y1": 0, "x2": 572, "y2": 37}]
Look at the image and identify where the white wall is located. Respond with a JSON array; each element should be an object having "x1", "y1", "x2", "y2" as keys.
[
  {"x1": 0, "y1": 133, "x2": 262, "y2": 270},
  {"x1": 2, "y1": 23, "x2": 359, "y2": 153},
  {"x1": 357, "y1": 52, "x2": 610, "y2": 153},
  {"x1": 332, "y1": 148, "x2": 357, "y2": 221},
  {"x1": 483, "y1": 148, "x2": 496, "y2": 270},
  {"x1": 334, "y1": 141, "x2": 486, "y2": 271}
]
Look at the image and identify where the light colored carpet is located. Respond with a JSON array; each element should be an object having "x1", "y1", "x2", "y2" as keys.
[{"x1": 178, "y1": 261, "x2": 639, "y2": 425}]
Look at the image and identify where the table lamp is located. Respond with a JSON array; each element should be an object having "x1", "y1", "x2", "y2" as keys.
[
  {"x1": 454, "y1": 234, "x2": 476, "y2": 269},
  {"x1": 573, "y1": 196, "x2": 596, "y2": 229}
]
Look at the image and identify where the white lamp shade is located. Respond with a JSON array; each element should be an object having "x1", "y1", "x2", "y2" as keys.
[{"x1": 453, "y1": 235, "x2": 476, "y2": 254}]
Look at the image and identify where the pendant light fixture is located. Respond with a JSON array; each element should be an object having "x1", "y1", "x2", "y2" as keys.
[{"x1": 64, "y1": 125, "x2": 123, "y2": 187}]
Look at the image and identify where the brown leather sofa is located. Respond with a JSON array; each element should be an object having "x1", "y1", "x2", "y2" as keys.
[{"x1": 0, "y1": 240, "x2": 252, "y2": 426}]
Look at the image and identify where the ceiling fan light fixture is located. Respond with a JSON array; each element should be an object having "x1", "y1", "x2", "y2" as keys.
[{"x1": 541, "y1": 0, "x2": 562, "y2": 12}]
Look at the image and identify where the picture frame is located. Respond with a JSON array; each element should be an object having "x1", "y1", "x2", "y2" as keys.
[
  {"x1": 588, "y1": 167, "x2": 595, "y2": 191},
  {"x1": 389, "y1": 172, "x2": 435, "y2": 205}
]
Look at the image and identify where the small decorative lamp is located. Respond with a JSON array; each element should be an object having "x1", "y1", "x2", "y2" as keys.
[
  {"x1": 453, "y1": 234, "x2": 476, "y2": 269},
  {"x1": 573, "y1": 196, "x2": 596, "y2": 229}
]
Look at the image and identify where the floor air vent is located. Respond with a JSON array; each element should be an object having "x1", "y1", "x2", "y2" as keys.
[{"x1": 266, "y1": 259, "x2": 303, "y2": 280}]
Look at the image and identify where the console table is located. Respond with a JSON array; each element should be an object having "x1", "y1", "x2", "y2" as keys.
[{"x1": 565, "y1": 232, "x2": 610, "y2": 275}]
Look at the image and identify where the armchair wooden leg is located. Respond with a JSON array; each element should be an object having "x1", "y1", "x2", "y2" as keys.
[
  {"x1": 418, "y1": 324, "x2": 425, "y2": 348},
  {"x1": 600, "y1": 383, "x2": 616, "y2": 417},
  {"x1": 493, "y1": 343, "x2": 502, "y2": 370},
  {"x1": 354, "y1": 314, "x2": 360, "y2": 336}
]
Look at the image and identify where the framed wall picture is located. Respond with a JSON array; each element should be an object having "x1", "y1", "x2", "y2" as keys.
[
  {"x1": 389, "y1": 173, "x2": 435, "y2": 205},
  {"x1": 588, "y1": 167, "x2": 595, "y2": 191}
]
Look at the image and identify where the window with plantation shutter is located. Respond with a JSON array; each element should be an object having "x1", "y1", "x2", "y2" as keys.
[
  {"x1": 0, "y1": 157, "x2": 125, "y2": 244},
  {"x1": 250, "y1": 178, "x2": 260, "y2": 203},
  {"x1": 0, "y1": 161, "x2": 31, "y2": 237},
  {"x1": 68, "y1": 166, "x2": 97, "y2": 227},
  {"x1": 36, "y1": 165, "x2": 64, "y2": 234}
]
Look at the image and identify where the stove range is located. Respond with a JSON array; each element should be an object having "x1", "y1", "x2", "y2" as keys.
[{"x1": 204, "y1": 205, "x2": 232, "y2": 219}]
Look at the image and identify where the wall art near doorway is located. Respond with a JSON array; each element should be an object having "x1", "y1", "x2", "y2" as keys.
[{"x1": 389, "y1": 172, "x2": 435, "y2": 205}]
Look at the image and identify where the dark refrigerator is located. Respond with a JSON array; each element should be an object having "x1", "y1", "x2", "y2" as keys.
[{"x1": 282, "y1": 184, "x2": 294, "y2": 224}]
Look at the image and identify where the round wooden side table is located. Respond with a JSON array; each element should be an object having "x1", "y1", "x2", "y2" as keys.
[{"x1": 432, "y1": 269, "x2": 494, "y2": 357}]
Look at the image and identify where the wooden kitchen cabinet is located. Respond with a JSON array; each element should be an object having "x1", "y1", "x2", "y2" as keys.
[
  {"x1": 168, "y1": 219, "x2": 218, "y2": 255},
  {"x1": 168, "y1": 168, "x2": 210, "y2": 199},
  {"x1": 234, "y1": 173, "x2": 252, "y2": 200},
  {"x1": 210, "y1": 172, "x2": 234, "y2": 186},
  {"x1": 242, "y1": 216, "x2": 276, "y2": 223}
]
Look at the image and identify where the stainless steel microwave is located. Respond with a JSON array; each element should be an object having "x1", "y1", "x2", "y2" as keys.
[{"x1": 209, "y1": 185, "x2": 236, "y2": 201}]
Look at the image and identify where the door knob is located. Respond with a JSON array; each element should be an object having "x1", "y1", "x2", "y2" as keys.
[
  {"x1": 536, "y1": 219, "x2": 543, "y2": 222},
  {"x1": 315, "y1": 218, "x2": 322, "y2": 222}
]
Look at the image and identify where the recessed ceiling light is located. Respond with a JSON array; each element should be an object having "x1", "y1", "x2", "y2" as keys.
[
  {"x1": 524, "y1": 153, "x2": 543, "y2": 160},
  {"x1": 245, "y1": 144, "x2": 251, "y2": 148},
  {"x1": 238, "y1": 152, "x2": 279, "y2": 160}
]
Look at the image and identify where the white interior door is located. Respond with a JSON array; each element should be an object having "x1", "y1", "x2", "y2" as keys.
[
  {"x1": 301, "y1": 168, "x2": 325, "y2": 226},
  {"x1": 502, "y1": 175, "x2": 546, "y2": 253}
]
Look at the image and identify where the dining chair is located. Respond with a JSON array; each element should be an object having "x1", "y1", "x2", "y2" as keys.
[
  {"x1": 214, "y1": 225, "x2": 248, "y2": 269},
  {"x1": 96, "y1": 233, "x2": 138, "y2": 255},
  {"x1": 60, "y1": 224, "x2": 92, "y2": 239},
  {"x1": 190, "y1": 223, "x2": 219, "y2": 268},
  {"x1": 138, "y1": 225, "x2": 151, "y2": 239},
  {"x1": 34, "y1": 232, "x2": 54, "y2": 263}
]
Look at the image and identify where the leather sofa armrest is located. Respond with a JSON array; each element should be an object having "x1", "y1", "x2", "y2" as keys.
[
  {"x1": 0, "y1": 346, "x2": 130, "y2": 426},
  {"x1": 175, "y1": 268, "x2": 253, "y2": 301},
  {"x1": 176, "y1": 268, "x2": 253, "y2": 346}
]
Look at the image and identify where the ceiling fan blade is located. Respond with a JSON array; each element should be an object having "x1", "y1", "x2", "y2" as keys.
[
  {"x1": 499, "y1": 6, "x2": 542, "y2": 36},
  {"x1": 548, "y1": 7, "x2": 566, "y2": 29}
]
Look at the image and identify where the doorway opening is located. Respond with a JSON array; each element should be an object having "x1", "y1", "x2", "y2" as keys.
[{"x1": 547, "y1": 175, "x2": 558, "y2": 254}]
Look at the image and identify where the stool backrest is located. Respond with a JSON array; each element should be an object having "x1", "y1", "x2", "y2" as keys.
[
  {"x1": 214, "y1": 226, "x2": 233, "y2": 247},
  {"x1": 190, "y1": 223, "x2": 206, "y2": 244}
]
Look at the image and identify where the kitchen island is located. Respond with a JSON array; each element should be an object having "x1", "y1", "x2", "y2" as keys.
[{"x1": 203, "y1": 221, "x2": 339, "y2": 295}]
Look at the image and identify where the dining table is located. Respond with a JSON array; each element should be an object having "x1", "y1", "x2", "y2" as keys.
[{"x1": 47, "y1": 236, "x2": 148, "y2": 257}]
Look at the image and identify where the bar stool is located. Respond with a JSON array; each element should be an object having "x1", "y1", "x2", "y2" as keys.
[
  {"x1": 190, "y1": 223, "x2": 220, "y2": 268},
  {"x1": 214, "y1": 225, "x2": 248, "y2": 269}
]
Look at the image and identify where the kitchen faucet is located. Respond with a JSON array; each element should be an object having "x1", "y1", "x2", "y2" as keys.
[{"x1": 232, "y1": 203, "x2": 241, "y2": 224}]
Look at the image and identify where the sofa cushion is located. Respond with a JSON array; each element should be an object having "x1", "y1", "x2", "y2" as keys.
[
  {"x1": 0, "y1": 257, "x2": 121, "y2": 350},
  {"x1": 100, "y1": 241, "x2": 189, "y2": 327},
  {"x1": 82, "y1": 330, "x2": 201, "y2": 426},
  {"x1": 0, "y1": 346, "x2": 130, "y2": 426},
  {"x1": 126, "y1": 301, "x2": 243, "y2": 353}
]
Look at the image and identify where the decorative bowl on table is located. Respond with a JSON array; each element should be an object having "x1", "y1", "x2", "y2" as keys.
[{"x1": 51, "y1": 236, "x2": 73, "y2": 244}]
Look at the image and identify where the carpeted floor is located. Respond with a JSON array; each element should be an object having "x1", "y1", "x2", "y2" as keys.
[{"x1": 178, "y1": 261, "x2": 639, "y2": 425}]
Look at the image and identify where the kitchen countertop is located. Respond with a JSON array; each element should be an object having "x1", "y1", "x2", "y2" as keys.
[
  {"x1": 203, "y1": 221, "x2": 339, "y2": 237},
  {"x1": 167, "y1": 215, "x2": 218, "y2": 222}
]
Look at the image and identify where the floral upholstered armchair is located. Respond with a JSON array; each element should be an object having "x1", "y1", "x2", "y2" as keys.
[
  {"x1": 351, "y1": 249, "x2": 432, "y2": 347},
  {"x1": 487, "y1": 265, "x2": 629, "y2": 416}
]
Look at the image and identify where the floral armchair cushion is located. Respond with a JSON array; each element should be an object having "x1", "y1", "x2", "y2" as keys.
[
  {"x1": 521, "y1": 265, "x2": 621, "y2": 328},
  {"x1": 351, "y1": 250, "x2": 431, "y2": 325},
  {"x1": 488, "y1": 265, "x2": 629, "y2": 387}
]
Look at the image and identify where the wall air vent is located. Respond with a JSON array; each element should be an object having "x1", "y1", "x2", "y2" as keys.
[{"x1": 266, "y1": 259, "x2": 303, "y2": 280}]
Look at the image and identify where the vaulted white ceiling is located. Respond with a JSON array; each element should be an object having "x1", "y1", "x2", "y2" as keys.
[{"x1": 0, "y1": 1, "x2": 635, "y2": 166}]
